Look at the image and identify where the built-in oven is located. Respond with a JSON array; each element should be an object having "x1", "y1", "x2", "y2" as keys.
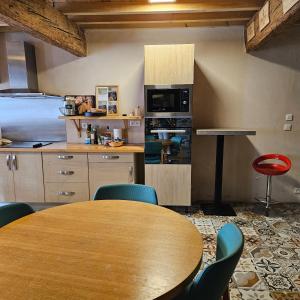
[
  {"x1": 145, "y1": 85, "x2": 192, "y2": 117},
  {"x1": 145, "y1": 118, "x2": 192, "y2": 164}
]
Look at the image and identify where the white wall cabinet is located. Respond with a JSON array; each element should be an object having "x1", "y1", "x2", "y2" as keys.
[
  {"x1": 144, "y1": 44, "x2": 195, "y2": 85},
  {"x1": 0, "y1": 153, "x2": 44, "y2": 202}
]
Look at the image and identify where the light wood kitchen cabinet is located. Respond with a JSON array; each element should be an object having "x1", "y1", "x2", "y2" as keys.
[
  {"x1": 0, "y1": 153, "x2": 44, "y2": 202},
  {"x1": 88, "y1": 153, "x2": 135, "y2": 199},
  {"x1": 43, "y1": 153, "x2": 89, "y2": 203},
  {"x1": 144, "y1": 44, "x2": 195, "y2": 85},
  {"x1": 145, "y1": 164, "x2": 191, "y2": 206},
  {"x1": 0, "y1": 153, "x2": 15, "y2": 201},
  {"x1": 43, "y1": 153, "x2": 88, "y2": 183}
]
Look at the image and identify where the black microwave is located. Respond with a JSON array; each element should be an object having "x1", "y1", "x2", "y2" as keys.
[{"x1": 145, "y1": 85, "x2": 192, "y2": 117}]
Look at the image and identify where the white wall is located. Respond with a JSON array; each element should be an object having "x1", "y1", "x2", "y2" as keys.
[{"x1": 0, "y1": 27, "x2": 299, "y2": 203}]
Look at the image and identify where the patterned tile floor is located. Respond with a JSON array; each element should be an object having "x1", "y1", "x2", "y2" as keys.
[{"x1": 173, "y1": 204, "x2": 300, "y2": 300}]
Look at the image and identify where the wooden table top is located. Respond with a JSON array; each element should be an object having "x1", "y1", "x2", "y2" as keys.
[
  {"x1": 196, "y1": 128, "x2": 256, "y2": 136},
  {"x1": 0, "y1": 201, "x2": 203, "y2": 300}
]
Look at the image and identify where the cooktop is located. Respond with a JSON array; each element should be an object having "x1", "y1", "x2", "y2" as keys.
[{"x1": 1, "y1": 142, "x2": 52, "y2": 148}]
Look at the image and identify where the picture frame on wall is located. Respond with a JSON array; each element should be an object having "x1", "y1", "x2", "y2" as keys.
[{"x1": 95, "y1": 85, "x2": 119, "y2": 116}]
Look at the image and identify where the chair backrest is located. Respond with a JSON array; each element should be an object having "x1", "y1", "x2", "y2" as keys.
[
  {"x1": 190, "y1": 223, "x2": 244, "y2": 300},
  {"x1": 0, "y1": 202, "x2": 34, "y2": 227},
  {"x1": 93, "y1": 184, "x2": 158, "y2": 205}
]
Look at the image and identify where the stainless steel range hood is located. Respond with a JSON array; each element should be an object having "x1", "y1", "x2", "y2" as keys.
[{"x1": 0, "y1": 36, "x2": 59, "y2": 98}]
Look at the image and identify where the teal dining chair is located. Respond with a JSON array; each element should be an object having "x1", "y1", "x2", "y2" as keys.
[
  {"x1": 188, "y1": 223, "x2": 244, "y2": 300},
  {"x1": 0, "y1": 202, "x2": 34, "y2": 227},
  {"x1": 93, "y1": 184, "x2": 158, "y2": 205}
]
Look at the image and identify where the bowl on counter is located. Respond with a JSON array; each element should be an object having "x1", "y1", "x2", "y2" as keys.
[{"x1": 108, "y1": 141, "x2": 124, "y2": 147}]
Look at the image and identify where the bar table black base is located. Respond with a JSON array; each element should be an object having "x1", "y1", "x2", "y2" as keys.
[
  {"x1": 201, "y1": 203, "x2": 237, "y2": 216},
  {"x1": 202, "y1": 135, "x2": 236, "y2": 216}
]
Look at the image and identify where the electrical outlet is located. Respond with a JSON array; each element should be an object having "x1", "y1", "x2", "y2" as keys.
[
  {"x1": 294, "y1": 188, "x2": 300, "y2": 194},
  {"x1": 283, "y1": 124, "x2": 292, "y2": 131},
  {"x1": 285, "y1": 114, "x2": 293, "y2": 121},
  {"x1": 81, "y1": 123, "x2": 88, "y2": 130},
  {"x1": 129, "y1": 120, "x2": 141, "y2": 127}
]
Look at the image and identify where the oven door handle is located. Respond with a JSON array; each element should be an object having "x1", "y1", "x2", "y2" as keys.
[{"x1": 150, "y1": 130, "x2": 186, "y2": 133}]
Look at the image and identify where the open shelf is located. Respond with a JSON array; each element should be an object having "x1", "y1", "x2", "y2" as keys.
[
  {"x1": 58, "y1": 115, "x2": 143, "y2": 121},
  {"x1": 58, "y1": 115, "x2": 143, "y2": 137}
]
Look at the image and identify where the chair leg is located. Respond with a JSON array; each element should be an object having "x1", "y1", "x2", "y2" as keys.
[{"x1": 222, "y1": 287, "x2": 230, "y2": 300}]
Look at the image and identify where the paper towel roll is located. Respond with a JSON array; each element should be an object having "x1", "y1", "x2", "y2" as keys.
[{"x1": 113, "y1": 128, "x2": 123, "y2": 140}]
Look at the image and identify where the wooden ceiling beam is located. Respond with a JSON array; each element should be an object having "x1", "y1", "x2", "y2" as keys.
[
  {"x1": 0, "y1": 0, "x2": 87, "y2": 57},
  {"x1": 245, "y1": 0, "x2": 300, "y2": 51},
  {"x1": 69, "y1": 11, "x2": 254, "y2": 24},
  {"x1": 53, "y1": 1, "x2": 264, "y2": 16},
  {"x1": 81, "y1": 20, "x2": 247, "y2": 29}
]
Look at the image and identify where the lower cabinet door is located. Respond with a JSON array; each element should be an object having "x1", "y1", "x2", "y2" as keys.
[
  {"x1": 13, "y1": 153, "x2": 44, "y2": 203},
  {"x1": 89, "y1": 163, "x2": 134, "y2": 199},
  {"x1": 145, "y1": 164, "x2": 191, "y2": 206},
  {"x1": 0, "y1": 153, "x2": 15, "y2": 202},
  {"x1": 45, "y1": 183, "x2": 89, "y2": 203}
]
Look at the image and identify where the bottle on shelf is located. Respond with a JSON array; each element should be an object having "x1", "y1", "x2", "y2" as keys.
[
  {"x1": 91, "y1": 125, "x2": 98, "y2": 144},
  {"x1": 85, "y1": 124, "x2": 92, "y2": 144}
]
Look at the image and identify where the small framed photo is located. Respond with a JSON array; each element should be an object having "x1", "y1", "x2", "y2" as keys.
[{"x1": 95, "y1": 85, "x2": 119, "y2": 116}]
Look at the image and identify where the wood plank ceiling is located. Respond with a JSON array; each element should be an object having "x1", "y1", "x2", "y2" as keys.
[{"x1": 47, "y1": 0, "x2": 265, "y2": 29}]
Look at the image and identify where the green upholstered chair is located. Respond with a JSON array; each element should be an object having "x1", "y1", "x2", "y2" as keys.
[
  {"x1": 188, "y1": 223, "x2": 244, "y2": 300},
  {"x1": 145, "y1": 141, "x2": 163, "y2": 164},
  {"x1": 93, "y1": 184, "x2": 158, "y2": 205},
  {"x1": 0, "y1": 202, "x2": 34, "y2": 227}
]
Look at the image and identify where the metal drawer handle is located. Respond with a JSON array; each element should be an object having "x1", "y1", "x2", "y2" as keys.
[
  {"x1": 102, "y1": 155, "x2": 120, "y2": 160},
  {"x1": 58, "y1": 170, "x2": 74, "y2": 175},
  {"x1": 58, "y1": 191, "x2": 75, "y2": 196},
  {"x1": 12, "y1": 154, "x2": 17, "y2": 171},
  {"x1": 6, "y1": 154, "x2": 12, "y2": 171},
  {"x1": 57, "y1": 155, "x2": 74, "y2": 160},
  {"x1": 129, "y1": 166, "x2": 134, "y2": 183}
]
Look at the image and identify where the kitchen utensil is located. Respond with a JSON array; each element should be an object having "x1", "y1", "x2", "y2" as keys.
[{"x1": 59, "y1": 98, "x2": 76, "y2": 116}]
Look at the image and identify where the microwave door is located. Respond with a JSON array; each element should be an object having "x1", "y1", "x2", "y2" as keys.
[{"x1": 147, "y1": 89, "x2": 180, "y2": 113}]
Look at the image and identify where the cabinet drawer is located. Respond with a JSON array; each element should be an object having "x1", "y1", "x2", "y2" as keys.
[
  {"x1": 43, "y1": 153, "x2": 87, "y2": 164},
  {"x1": 88, "y1": 153, "x2": 134, "y2": 163},
  {"x1": 43, "y1": 164, "x2": 88, "y2": 183},
  {"x1": 45, "y1": 183, "x2": 89, "y2": 203}
]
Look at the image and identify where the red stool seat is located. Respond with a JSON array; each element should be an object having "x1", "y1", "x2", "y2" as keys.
[{"x1": 253, "y1": 154, "x2": 291, "y2": 176}]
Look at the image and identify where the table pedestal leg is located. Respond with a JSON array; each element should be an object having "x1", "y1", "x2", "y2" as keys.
[{"x1": 201, "y1": 135, "x2": 236, "y2": 216}]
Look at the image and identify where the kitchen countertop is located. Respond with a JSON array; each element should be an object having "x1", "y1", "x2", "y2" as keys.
[
  {"x1": 196, "y1": 129, "x2": 256, "y2": 136},
  {"x1": 0, "y1": 142, "x2": 144, "y2": 153}
]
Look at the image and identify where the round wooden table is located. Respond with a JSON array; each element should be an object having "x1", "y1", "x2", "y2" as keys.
[{"x1": 0, "y1": 201, "x2": 203, "y2": 300}]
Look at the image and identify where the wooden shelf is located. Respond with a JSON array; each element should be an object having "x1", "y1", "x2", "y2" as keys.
[
  {"x1": 58, "y1": 115, "x2": 143, "y2": 120},
  {"x1": 58, "y1": 115, "x2": 143, "y2": 137}
]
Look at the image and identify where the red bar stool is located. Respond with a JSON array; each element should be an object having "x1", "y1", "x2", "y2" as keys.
[{"x1": 252, "y1": 154, "x2": 291, "y2": 210}]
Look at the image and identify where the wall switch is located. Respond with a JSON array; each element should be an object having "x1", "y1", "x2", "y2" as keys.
[
  {"x1": 285, "y1": 114, "x2": 293, "y2": 121},
  {"x1": 283, "y1": 123, "x2": 292, "y2": 131},
  {"x1": 81, "y1": 122, "x2": 88, "y2": 130},
  {"x1": 129, "y1": 120, "x2": 141, "y2": 127},
  {"x1": 294, "y1": 188, "x2": 300, "y2": 194}
]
